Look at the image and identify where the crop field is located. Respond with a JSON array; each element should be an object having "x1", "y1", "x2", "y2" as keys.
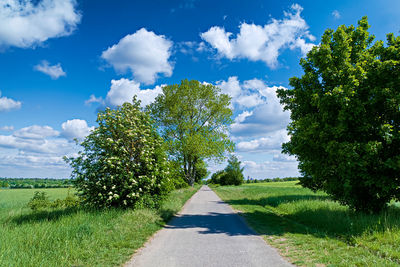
[
  {"x1": 212, "y1": 181, "x2": 400, "y2": 266},
  {"x1": 0, "y1": 186, "x2": 199, "y2": 267}
]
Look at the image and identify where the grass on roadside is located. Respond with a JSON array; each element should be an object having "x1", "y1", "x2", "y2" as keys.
[
  {"x1": 212, "y1": 181, "x2": 400, "y2": 267},
  {"x1": 0, "y1": 185, "x2": 200, "y2": 267}
]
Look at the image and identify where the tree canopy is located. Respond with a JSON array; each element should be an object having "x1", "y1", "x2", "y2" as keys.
[
  {"x1": 149, "y1": 79, "x2": 234, "y2": 186},
  {"x1": 277, "y1": 17, "x2": 400, "y2": 212}
]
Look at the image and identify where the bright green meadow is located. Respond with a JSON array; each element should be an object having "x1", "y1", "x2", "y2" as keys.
[
  {"x1": 0, "y1": 186, "x2": 199, "y2": 266},
  {"x1": 212, "y1": 181, "x2": 400, "y2": 266}
]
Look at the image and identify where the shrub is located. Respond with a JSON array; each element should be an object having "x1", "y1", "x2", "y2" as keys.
[
  {"x1": 28, "y1": 191, "x2": 51, "y2": 210},
  {"x1": 66, "y1": 97, "x2": 173, "y2": 208},
  {"x1": 210, "y1": 170, "x2": 226, "y2": 184}
]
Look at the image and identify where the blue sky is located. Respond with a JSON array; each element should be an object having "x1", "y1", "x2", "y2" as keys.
[{"x1": 0, "y1": 0, "x2": 399, "y2": 178}]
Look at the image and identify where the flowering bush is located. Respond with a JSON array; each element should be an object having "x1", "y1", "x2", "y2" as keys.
[{"x1": 66, "y1": 97, "x2": 173, "y2": 208}]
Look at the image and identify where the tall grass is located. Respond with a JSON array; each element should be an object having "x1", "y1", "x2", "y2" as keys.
[
  {"x1": 0, "y1": 186, "x2": 199, "y2": 266},
  {"x1": 212, "y1": 182, "x2": 400, "y2": 266}
]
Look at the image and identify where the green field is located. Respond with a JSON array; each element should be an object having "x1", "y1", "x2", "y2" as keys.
[
  {"x1": 0, "y1": 186, "x2": 199, "y2": 266},
  {"x1": 212, "y1": 181, "x2": 400, "y2": 266}
]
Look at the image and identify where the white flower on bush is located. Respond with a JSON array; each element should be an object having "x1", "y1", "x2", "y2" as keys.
[{"x1": 66, "y1": 97, "x2": 172, "y2": 208}]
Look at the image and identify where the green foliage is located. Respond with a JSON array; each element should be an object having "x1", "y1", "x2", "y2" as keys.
[
  {"x1": 167, "y1": 161, "x2": 189, "y2": 189},
  {"x1": 213, "y1": 182, "x2": 400, "y2": 266},
  {"x1": 27, "y1": 191, "x2": 80, "y2": 211},
  {"x1": 0, "y1": 178, "x2": 72, "y2": 189},
  {"x1": 211, "y1": 155, "x2": 244, "y2": 186},
  {"x1": 220, "y1": 155, "x2": 244, "y2": 186},
  {"x1": 149, "y1": 79, "x2": 234, "y2": 186},
  {"x1": 28, "y1": 191, "x2": 51, "y2": 210},
  {"x1": 50, "y1": 194, "x2": 80, "y2": 209},
  {"x1": 0, "y1": 186, "x2": 199, "y2": 266},
  {"x1": 277, "y1": 17, "x2": 400, "y2": 213},
  {"x1": 66, "y1": 97, "x2": 172, "y2": 208},
  {"x1": 246, "y1": 177, "x2": 299, "y2": 183},
  {"x1": 193, "y1": 159, "x2": 209, "y2": 183},
  {"x1": 210, "y1": 170, "x2": 226, "y2": 184}
]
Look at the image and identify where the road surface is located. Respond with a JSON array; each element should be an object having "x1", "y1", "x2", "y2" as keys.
[{"x1": 126, "y1": 185, "x2": 293, "y2": 267}]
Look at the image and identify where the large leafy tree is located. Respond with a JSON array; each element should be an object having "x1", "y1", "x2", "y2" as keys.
[
  {"x1": 277, "y1": 17, "x2": 400, "y2": 212},
  {"x1": 149, "y1": 79, "x2": 234, "y2": 186},
  {"x1": 66, "y1": 97, "x2": 172, "y2": 208}
]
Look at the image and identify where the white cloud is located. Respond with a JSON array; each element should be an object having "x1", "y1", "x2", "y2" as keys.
[
  {"x1": 236, "y1": 129, "x2": 289, "y2": 152},
  {"x1": 101, "y1": 28, "x2": 173, "y2": 85},
  {"x1": 14, "y1": 125, "x2": 59, "y2": 139},
  {"x1": 0, "y1": 92, "x2": 22, "y2": 112},
  {"x1": 0, "y1": 125, "x2": 69, "y2": 159},
  {"x1": 85, "y1": 94, "x2": 104, "y2": 106},
  {"x1": 201, "y1": 26, "x2": 235, "y2": 59},
  {"x1": 215, "y1": 77, "x2": 290, "y2": 137},
  {"x1": 0, "y1": 121, "x2": 90, "y2": 178},
  {"x1": 235, "y1": 93, "x2": 264, "y2": 108},
  {"x1": 105, "y1": 78, "x2": 163, "y2": 107},
  {"x1": 201, "y1": 4, "x2": 315, "y2": 68},
  {"x1": 332, "y1": 10, "x2": 341, "y2": 19},
  {"x1": 0, "y1": 0, "x2": 81, "y2": 49},
  {"x1": 217, "y1": 76, "x2": 241, "y2": 98},
  {"x1": 0, "y1": 125, "x2": 14, "y2": 131},
  {"x1": 243, "y1": 160, "x2": 299, "y2": 178},
  {"x1": 234, "y1": 110, "x2": 253, "y2": 124},
  {"x1": 61, "y1": 119, "x2": 94, "y2": 141},
  {"x1": 216, "y1": 76, "x2": 265, "y2": 109},
  {"x1": 34, "y1": 60, "x2": 66, "y2": 79},
  {"x1": 210, "y1": 76, "x2": 297, "y2": 178},
  {"x1": 273, "y1": 153, "x2": 296, "y2": 162}
]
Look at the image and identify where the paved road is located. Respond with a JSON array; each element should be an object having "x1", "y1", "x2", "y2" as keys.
[{"x1": 126, "y1": 185, "x2": 293, "y2": 267}]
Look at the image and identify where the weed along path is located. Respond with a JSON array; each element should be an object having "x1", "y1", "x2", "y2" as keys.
[{"x1": 126, "y1": 185, "x2": 292, "y2": 267}]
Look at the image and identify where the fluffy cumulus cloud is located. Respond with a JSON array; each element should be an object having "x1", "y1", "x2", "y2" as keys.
[
  {"x1": 236, "y1": 129, "x2": 289, "y2": 153},
  {"x1": 0, "y1": 0, "x2": 81, "y2": 49},
  {"x1": 87, "y1": 78, "x2": 163, "y2": 108},
  {"x1": 231, "y1": 86, "x2": 290, "y2": 137},
  {"x1": 0, "y1": 92, "x2": 21, "y2": 112},
  {"x1": 61, "y1": 119, "x2": 94, "y2": 141},
  {"x1": 216, "y1": 76, "x2": 264, "y2": 109},
  {"x1": 34, "y1": 60, "x2": 66, "y2": 79},
  {"x1": 101, "y1": 28, "x2": 173, "y2": 85},
  {"x1": 215, "y1": 77, "x2": 290, "y2": 138},
  {"x1": 211, "y1": 76, "x2": 298, "y2": 178},
  {"x1": 13, "y1": 125, "x2": 59, "y2": 139},
  {"x1": 0, "y1": 120, "x2": 93, "y2": 178},
  {"x1": 201, "y1": 4, "x2": 315, "y2": 68}
]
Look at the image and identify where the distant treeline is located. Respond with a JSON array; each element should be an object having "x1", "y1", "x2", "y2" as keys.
[
  {"x1": 246, "y1": 177, "x2": 299, "y2": 183},
  {"x1": 0, "y1": 178, "x2": 73, "y2": 189}
]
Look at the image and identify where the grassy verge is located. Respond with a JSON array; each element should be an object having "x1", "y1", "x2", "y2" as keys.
[
  {"x1": 211, "y1": 182, "x2": 400, "y2": 266},
  {"x1": 0, "y1": 185, "x2": 200, "y2": 267}
]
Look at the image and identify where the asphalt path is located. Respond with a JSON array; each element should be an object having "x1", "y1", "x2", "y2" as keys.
[{"x1": 126, "y1": 185, "x2": 293, "y2": 267}]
